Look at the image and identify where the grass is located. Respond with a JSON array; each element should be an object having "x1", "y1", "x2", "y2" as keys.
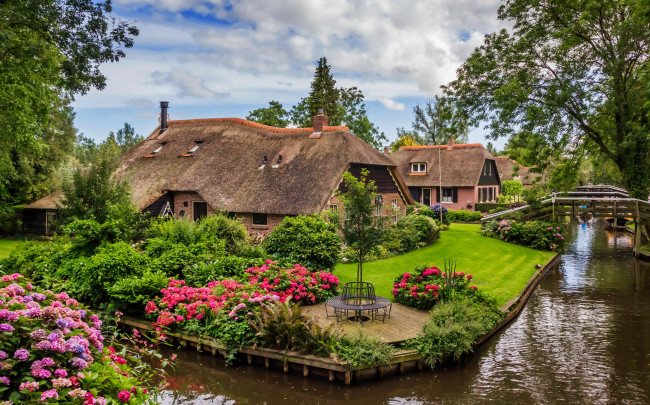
[
  {"x1": 335, "y1": 223, "x2": 555, "y2": 307},
  {"x1": 0, "y1": 239, "x2": 27, "y2": 260}
]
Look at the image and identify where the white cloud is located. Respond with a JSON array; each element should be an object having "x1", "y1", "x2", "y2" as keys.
[
  {"x1": 151, "y1": 70, "x2": 229, "y2": 98},
  {"x1": 377, "y1": 97, "x2": 406, "y2": 111}
]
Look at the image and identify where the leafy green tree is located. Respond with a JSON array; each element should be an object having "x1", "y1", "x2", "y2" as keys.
[
  {"x1": 246, "y1": 101, "x2": 290, "y2": 127},
  {"x1": 58, "y1": 155, "x2": 137, "y2": 225},
  {"x1": 446, "y1": 0, "x2": 650, "y2": 199},
  {"x1": 339, "y1": 87, "x2": 388, "y2": 149},
  {"x1": 339, "y1": 169, "x2": 384, "y2": 285},
  {"x1": 0, "y1": 0, "x2": 138, "y2": 232},
  {"x1": 390, "y1": 129, "x2": 422, "y2": 152},
  {"x1": 410, "y1": 96, "x2": 469, "y2": 145}
]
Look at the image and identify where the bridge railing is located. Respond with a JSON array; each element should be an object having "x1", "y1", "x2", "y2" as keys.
[{"x1": 481, "y1": 193, "x2": 650, "y2": 223}]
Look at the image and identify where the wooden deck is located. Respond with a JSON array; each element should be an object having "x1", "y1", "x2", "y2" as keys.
[{"x1": 300, "y1": 301, "x2": 430, "y2": 344}]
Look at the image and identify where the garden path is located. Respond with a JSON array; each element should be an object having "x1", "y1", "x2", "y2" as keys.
[{"x1": 301, "y1": 302, "x2": 429, "y2": 344}]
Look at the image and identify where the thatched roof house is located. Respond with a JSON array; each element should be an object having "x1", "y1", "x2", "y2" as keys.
[
  {"x1": 390, "y1": 139, "x2": 501, "y2": 210},
  {"x1": 24, "y1": 104, "x2": 414, "y2": 235}
]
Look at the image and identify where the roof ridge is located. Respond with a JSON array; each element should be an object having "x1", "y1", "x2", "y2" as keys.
[
  {"x1": 399, "y1": 143, "x2": 484, "y2": 150},
  {"x1": 166, "y1": 117, "x2": 348, "y2": 134}
]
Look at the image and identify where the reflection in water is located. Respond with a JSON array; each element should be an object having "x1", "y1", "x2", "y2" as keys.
[{"x1": 160, "y1": 221, "x2": 650, "y2": 404}]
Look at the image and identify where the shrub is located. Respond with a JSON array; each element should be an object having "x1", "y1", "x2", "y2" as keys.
[
  {"x1": 263, "y1": 215, "x2": 341, "y2": 270},
  {"x1": 392, "y1": 265, "x2": 477, "y2": 310},
  {"x1": 196, "y1": 214, "x2": 249, "y2": 254},
  {"x1": 107, "y1": 270, "x2": 170, "y2": 314},
  {"x1": 481, "y1": 219, "x2": 567, "y2": 251},
  {"x1": 62, "y1": 242, "x2": 149, "y2": 308},
  {"x1": 405, "y1": 296, "x2": 503, "y2": 368},
  {"x1": 0, "y1": 273, "x2": 160, "y2": 403},
  {"x1": 183, "y1": 256, "x2": 267, "y2": 286},
  {"x1": 0, "y1": 240, "x2": 70, "y2": 280},
  {"x1": 447, "y1": 210, "x2": 482, "y2": 222},
  {"x1": 334, "y1": 331, "x2": 395, "y2": 368},
  {"x1": 249, "y1": 301, "x2": 337, "y2": 357},
  {"x1": 145, "y1": 217, "x2": 198, "y2": 245},
  {"x1": 147, "y1": 240, "x2": 226, "y2": 279}
]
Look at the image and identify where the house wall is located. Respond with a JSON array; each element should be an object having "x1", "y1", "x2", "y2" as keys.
[
  {"x1": 327, "y1": 190, "x2": 407, "y2": 225},
  {"x1": 172, "y1": 191, "x2": 215, "y2": 219},
  {"x1": 23, "y1": 209, "x2": 47, "y2": 235},
  {"x1": 476, "y1": 185, "x2": 499, "y2": 204},
  {"x1": 236, "y1": 213, "x2": 286, "y2": 237}
]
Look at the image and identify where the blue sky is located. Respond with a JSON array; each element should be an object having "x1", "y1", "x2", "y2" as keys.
[{"x1": 72, "y1": 0, "x2": 506, "y2": 148}]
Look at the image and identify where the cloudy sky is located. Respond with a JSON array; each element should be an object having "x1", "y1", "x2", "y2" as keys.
[{"x1": 73, "y1": 0, "x2": 506, "y2": 147}]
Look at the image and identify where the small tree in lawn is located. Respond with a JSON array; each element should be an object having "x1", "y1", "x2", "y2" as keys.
[{"x1": 339, "y1": 169, "x2": 383, "y2": 288}]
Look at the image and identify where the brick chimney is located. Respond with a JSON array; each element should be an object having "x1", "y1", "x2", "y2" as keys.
[
  {"x1": 159, "y1": 101, "x2": 169, "y2": 134},
  {"x1": 447, "y1": 137, "x2": 455, "y2": 150},
  {"x1": 383, "y1": 146, "x2": 390, "y2": 155},
  {"x1": 312, "y1": 109, "x2": 328, "y2": 133}
]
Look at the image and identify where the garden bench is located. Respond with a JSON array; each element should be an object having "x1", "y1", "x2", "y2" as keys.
[{"x1": 325, "y1": 282, "x2": 392, "y2": 325}]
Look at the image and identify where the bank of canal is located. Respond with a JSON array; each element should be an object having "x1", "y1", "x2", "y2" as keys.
[{"x1": 159, "y1": 220, "x2": 650, "y2": 404}]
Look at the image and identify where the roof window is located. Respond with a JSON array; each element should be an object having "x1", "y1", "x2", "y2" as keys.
[
  {"x1": 181, "y1": 141, "x2": 203, "y2": 157},
  {"x1": 144, "y1": 142, "x2": 166, "y2": 158}
]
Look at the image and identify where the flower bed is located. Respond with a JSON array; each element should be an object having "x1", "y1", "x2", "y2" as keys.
[
  {"x1": 482, "y1": 219, "x2": 568, "y2": 251},
  {"x1": 0, "y1": 273, "x2": 154, "y2": 404},
  {"x1": 392, "y1": 265, "x2": 477, "y2": 310},
  {"x1": 146, "y1": 260, "x2": 339, "y2": 355}
]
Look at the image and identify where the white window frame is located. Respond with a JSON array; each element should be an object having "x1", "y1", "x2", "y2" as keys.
[
  {"x1": 411, "y1": 162, "x2": 427, "y2": 173},
  {"x1": 392, "y1": 199, "x2": 398, "y2": 224},
  {"x1": 329, "y1": 204, "x2": 338, "y2": 212},
  {"x1": 441, "y1": 187, "x2": 453, "y2": 203}
]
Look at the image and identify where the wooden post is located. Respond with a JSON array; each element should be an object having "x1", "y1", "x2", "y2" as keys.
[
  {"x1": 552, "y1": 193, "x2": 556, "y2": 222},
  {"x1": 344, "y1": 370, "x2": 351, "y2": 385},
  {"x1": 635, "y1": 218, "x2": 642, "y2": 257},
  {"x1": 264, "y1": 358, "x2": 270, "y2": 368},
  {"x1": 398, "y1": 363, "x2": 405, "y2": 375},
  {"x1": 303, "y1": 365, "x2": 309, "y2": 377},
  {"x1": 328, "y1": 370, "x2": 335, "y2": 382},
  {"x1": 376, "y1": 366, "x2": 383, "y2": 379},
  {"x1": 246, "y1": 354, "x2": 253, "y2": 365},
  {"x1": 613, "y1": 201, "x2": 617, "y2": 228},
  {"x1": 283, "y1": 361, "x2": 289, "y2": 373}
]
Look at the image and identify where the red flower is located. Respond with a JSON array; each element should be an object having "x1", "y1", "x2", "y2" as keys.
[{"x1": 118, "y1": 390, "x2": 131, "y2": 402}]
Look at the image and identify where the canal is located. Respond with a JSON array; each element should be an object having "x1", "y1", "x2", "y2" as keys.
[{"x1": 159, "y1": 220, "x2": 650, "y2": 404}]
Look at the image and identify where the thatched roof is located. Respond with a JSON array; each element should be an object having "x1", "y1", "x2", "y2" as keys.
[
  {"x1": 113, "y1": 118, "x2": 404, "y2": 215},
  {"x1": 391, "y1": 144, "x2": 494, "y2": 187},
  {"x1": 494, "y1": 157, "x2": 535, "y2": 186},
  {"x1": 24, "y1": 191, "x2": 62, "y2": 210}
]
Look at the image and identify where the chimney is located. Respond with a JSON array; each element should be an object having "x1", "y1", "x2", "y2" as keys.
[
  {"x1": 447, "y1": 137, "x2": 455, "y2": 150},
  {"x1": 312, "y1": 108, "x2": 328, "y2": 133},
  {"x1": 160, "y1": 101, "x2": 169, "y2": 134},
  {"x1": 383, "y1": 146, "x2": 390, "y2": 155}
]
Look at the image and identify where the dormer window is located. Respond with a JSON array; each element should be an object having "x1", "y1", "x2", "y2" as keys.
[
  {"x1": 181, "y1": 141, "x2": 203, "y2": 157},
  {"x1": 411, "y1": 162, "x2": 426, "y2": 173}
]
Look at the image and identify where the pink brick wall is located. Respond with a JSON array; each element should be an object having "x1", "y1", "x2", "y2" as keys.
[
  {"x1": 438, "y1": 187, "x2": 477, "y2": 211},
  {"x1": 172, "y1": 191, "x2": 215, "y2": 219}
]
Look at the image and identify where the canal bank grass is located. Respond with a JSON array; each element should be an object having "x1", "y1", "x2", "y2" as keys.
[
  {"x1": 335, "y1": 223, "x2": 555, "y2": 307},
  {"x1": 0, "y1": 239, "x2": 26, "y2": 260}
]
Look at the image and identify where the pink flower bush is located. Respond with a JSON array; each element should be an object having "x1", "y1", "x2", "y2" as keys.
[
  {"x1": 148, "y1": 260, "x2": 339, "y2": 331},
  {"x1": 392, "y1": 265, "x2": 478, "y2": 310},
  {"x1": 0, "y1": 273, "x2": 152, "y2": 404}
]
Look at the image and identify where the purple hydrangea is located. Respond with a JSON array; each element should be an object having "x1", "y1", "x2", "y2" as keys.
[
  {"x1": 40, "y1": 357, "x2": 55, "y2": 367},
  {"x1": 79, "y1": 310, "x2": 87, "y2": 318},
  {"x1": 47, "y1": 331, "x2": 60, "y2": 342},
  {"x1": 55, "y1": 319, "x2": 70, "y2": 329},
  {"x1": 0, "y1": 376, "x2": 10, "y2": 385},
  {"x1": 36, "y1": 340, "x2": 52, "y2": 351},
  {"x1": 0, "y1": 351, "x2": 6, "y2": 359},
  {"x1": 0, "y1": 323, "x2": 14, "y2": 332},
  {"x1": 32, "y1": 293, "x2": 46, "y2": 302},
  {"x1": 70, "y1": 357, "x2": 88, "y2": 370},
  {"x1": 14, "y1": 349, "x2": 29, "y2": 361}
]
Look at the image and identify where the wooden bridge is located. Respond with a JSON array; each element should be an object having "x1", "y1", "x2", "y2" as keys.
[{"x1": 481, "y1": 185, "x2": 650, "y2": 257}]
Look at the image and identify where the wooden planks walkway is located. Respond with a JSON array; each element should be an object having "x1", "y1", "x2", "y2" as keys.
[{"x1": 300, "y1": 302, "x2": 430, "y2": 344}]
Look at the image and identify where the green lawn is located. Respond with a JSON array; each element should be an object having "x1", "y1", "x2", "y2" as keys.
[
  {"x1": 335, "y1": 223, "x2": 555, "y2": 307},
  {"x1": 0, "y1": 239, "x2": 26, "y2": 260}
]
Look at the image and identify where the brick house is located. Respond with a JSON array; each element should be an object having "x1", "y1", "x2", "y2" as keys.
[
  {"x1": 24, "y1": 104, "x2": 414, "y2": 236},
  {"x1": 390, "y1": 139, "x2": 501, "y2": 211}
]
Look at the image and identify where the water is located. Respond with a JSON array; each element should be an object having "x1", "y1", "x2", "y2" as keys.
[{"x1": 159, "y1": 221, "x2": 650, "y2": 404}]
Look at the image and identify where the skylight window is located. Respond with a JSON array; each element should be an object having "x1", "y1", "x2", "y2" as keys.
[
  {"x1": 181, "y1": 141, "x2": 204, "y2": 157},
  {"x1": 144, "y1": 143, "x2": 166, "y2": 158}
]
